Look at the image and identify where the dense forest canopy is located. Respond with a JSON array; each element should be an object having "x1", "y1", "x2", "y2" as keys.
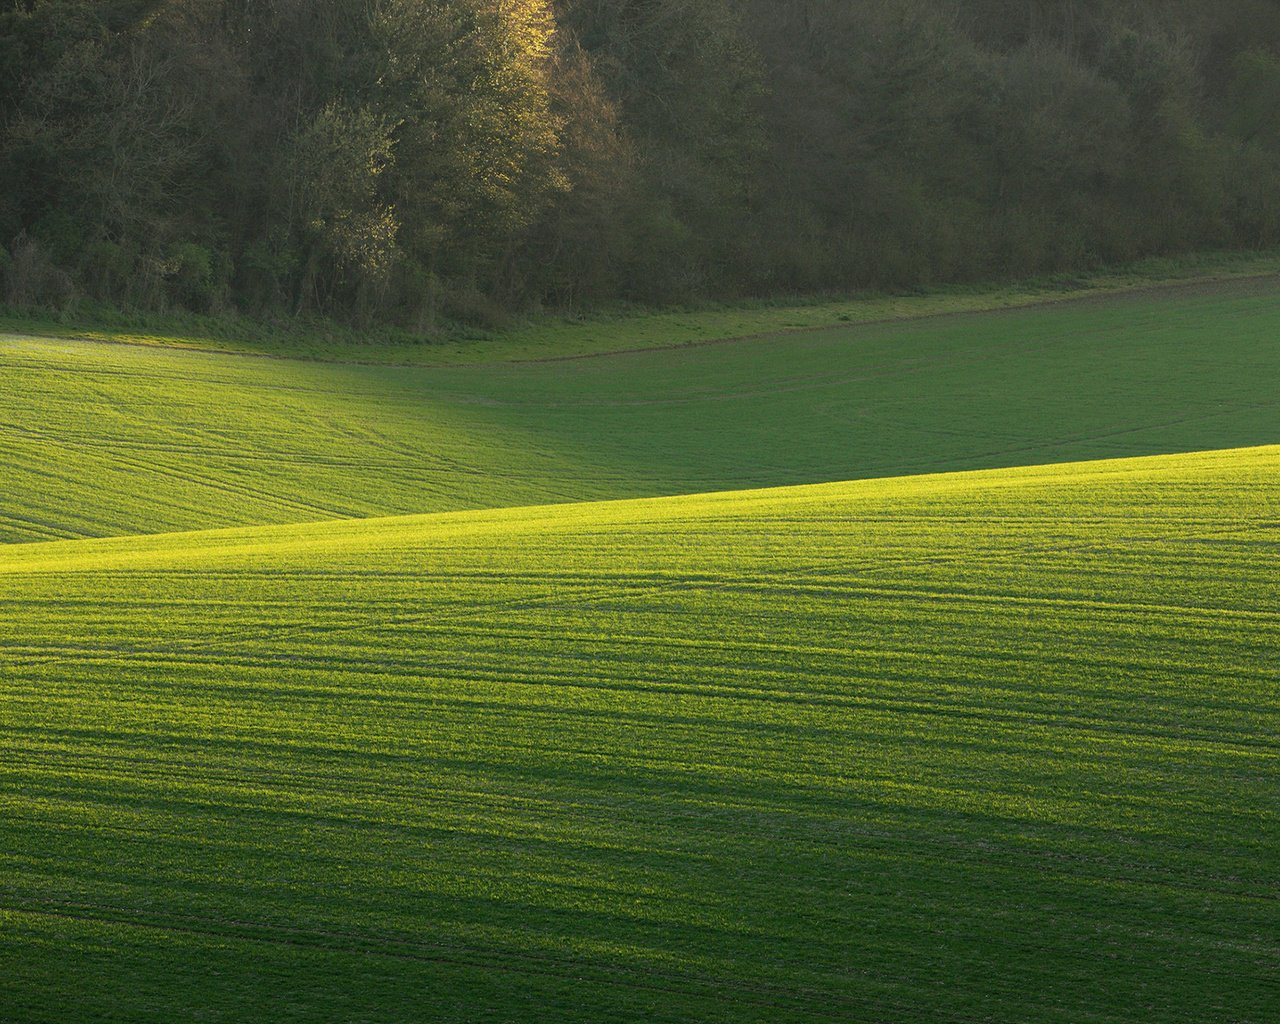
[{"x1": 3, "y1": 0, "x2": 1280, "y2": 323}]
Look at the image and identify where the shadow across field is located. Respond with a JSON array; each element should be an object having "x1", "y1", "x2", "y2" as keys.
[{"x1": 2, "y1": 276, "x2": 1278, "y2": 542}]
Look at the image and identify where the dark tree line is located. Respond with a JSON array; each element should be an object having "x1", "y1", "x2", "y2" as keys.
[{"x1": 3, "y1": 0, "x2": 1280, "y2": 324}]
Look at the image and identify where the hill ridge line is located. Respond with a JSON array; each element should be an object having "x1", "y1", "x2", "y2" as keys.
[{"x1": 3, "y1": 443, "x2": 1274, "y2": 558}]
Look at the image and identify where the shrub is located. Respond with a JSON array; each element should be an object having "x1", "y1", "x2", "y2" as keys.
[{"x1": 4, "y1": 234, "x2": 76, "y2": 309}]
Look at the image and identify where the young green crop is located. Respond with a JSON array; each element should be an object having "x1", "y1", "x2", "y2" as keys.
[
  {"x1": 2, "y1": 446, "x2": 1276, "y2": 1023},
  {"x1": 2, "y1": 277, "x2": 1279, "y2": 543}
]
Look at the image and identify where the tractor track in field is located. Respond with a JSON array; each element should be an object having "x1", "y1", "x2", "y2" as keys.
[
  {"x1": 490, "y1": 274, "x2": 1280, "y2": 368},
  {"x1": 8, "y1": 273, "x2": 1278, "y2": 370}
]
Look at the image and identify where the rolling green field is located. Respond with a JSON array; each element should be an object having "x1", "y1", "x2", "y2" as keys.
[
  {"x1": 2, "y1": 278, "x2": 1279, "y2": 543},
  {"x1": 2, "y1": 447, "x2": 1277, "y2": 1022},
  {"x1": 1, "y1": 278, "x2": 1278, "y2": 1022}
]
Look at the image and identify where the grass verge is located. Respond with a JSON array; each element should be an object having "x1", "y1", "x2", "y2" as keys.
[{"x1": 2, "y1": 246, "x2": 1278, "y2": 366}]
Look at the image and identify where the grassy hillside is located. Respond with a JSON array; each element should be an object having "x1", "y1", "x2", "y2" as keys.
[
  {"x1": 2, "y1": 446, "x2": 1276, "y2": 1023},
  {"x1": 3, "y1": 276, "x2": 1280, "y2": 543}
]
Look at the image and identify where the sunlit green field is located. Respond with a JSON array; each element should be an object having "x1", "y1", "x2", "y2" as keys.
[
  {"x1": 2, "y1": 279, "x2": 1278, "y2": 1022},
  {"x1": 2, "y1": 447, "x2": 1277, "y2": 1023},
  {"x1": 3, "y1": 278, "x2": 1279, "y2": 543}
]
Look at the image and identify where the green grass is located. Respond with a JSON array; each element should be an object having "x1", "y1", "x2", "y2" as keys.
[
  {"x1": 3, "y1": 276, "x2": 1280, "y2": 543},
  {"x1": 1, "y1": 446, "x2": 1276, "y2": 1023},
  {"x1": 3, "y1": 267, "x2": 1277, "y2": 1021},
  {"x1": 4, "y1": 246, "x2": 1280, "y2": 365}
]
